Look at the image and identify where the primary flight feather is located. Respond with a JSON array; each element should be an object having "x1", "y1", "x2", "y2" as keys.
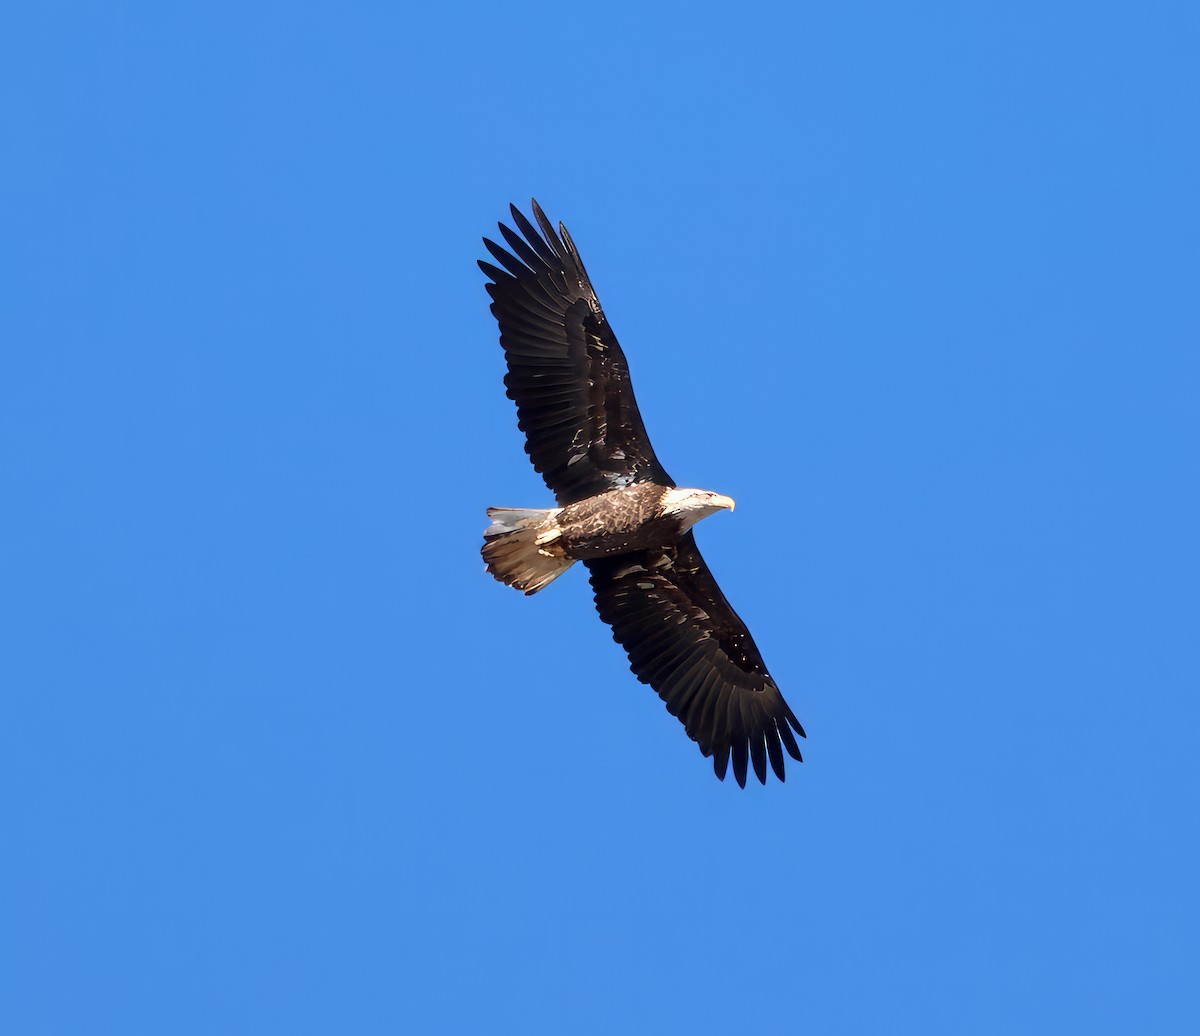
[{"x1": 480, "y1": 200, "x2": 804, "y2": 787}]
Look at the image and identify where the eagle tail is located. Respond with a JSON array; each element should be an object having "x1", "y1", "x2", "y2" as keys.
[{"x1": 482, "y1": 507, "x2": 574, "y2": 595}]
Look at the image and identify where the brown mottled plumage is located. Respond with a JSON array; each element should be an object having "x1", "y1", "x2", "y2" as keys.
[{"x1": 480, "y1": 201, "x2": 805, "y2": 787}]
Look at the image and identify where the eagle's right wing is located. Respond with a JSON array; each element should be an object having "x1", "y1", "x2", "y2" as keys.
[
  {"x1": 479, "y1": 201, "x2": 674, "y2": 506},
  {"x1": 586, "y1": 532, "x2": 805, "y2": 787}
]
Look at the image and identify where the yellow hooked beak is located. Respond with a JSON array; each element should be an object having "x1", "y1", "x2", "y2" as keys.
[{"x1": 712, "y1": 494, "x2": 736, "y2": 512}]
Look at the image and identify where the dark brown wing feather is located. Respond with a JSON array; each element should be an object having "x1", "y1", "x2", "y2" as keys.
[
  {"x1": 586, "y1": 532, "x2": 805, "y2": 787},
  {"x1": 479, "y1": 200, "x2": 673, "y2": 505}
]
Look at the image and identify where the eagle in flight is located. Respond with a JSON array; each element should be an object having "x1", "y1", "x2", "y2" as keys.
[{"x1": 479, "y1": 201, "x2": 805, "y2": 787}]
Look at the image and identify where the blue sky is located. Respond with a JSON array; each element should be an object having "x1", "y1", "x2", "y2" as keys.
[{"x1": 3, "y1": 2, "x2": 1198, "y2": 1033}]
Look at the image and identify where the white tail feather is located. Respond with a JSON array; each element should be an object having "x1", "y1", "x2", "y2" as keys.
[{"x1": 482, "y1": 507, "x2": 573, "y2": 594}]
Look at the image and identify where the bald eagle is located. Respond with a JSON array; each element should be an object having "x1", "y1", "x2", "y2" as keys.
[{"x1": 480, "y1": 201, "x2": 805, "y2": 787}]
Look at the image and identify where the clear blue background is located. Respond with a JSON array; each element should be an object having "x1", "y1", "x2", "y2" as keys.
[{"x1": 4, "y1": 3, "x2": 1197, "y2": 1033}]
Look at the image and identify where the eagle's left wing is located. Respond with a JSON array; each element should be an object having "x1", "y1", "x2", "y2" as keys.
[
  {"x1": 586, "y1": 532, "x2": 805, "y2": 787},
  {"x1": 479, "y1": 201, "x2": 674, "y2": 506}
]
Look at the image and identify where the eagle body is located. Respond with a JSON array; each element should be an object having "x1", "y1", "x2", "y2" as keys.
[
  {"x1": 480, "y1": 201, "x2": 806, "y2": 787},
  {"x1": 559, "y1": 484, "x2": 680, "y2": 559},
  {"x1": 558, "y1": 484, "x2": 733, "y2": 560},
  {"x1": 482, "y1": 484, "x2": 734, "y2": 587}
]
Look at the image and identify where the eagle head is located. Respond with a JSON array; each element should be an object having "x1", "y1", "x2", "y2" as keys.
[{"x1": 659, "y1": 487, "x2": 736, "y2": 530}]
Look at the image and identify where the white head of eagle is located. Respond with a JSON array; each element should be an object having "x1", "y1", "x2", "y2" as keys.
[{"x1": 658, "y1": 488, "x2": 736, "y2": 531}]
